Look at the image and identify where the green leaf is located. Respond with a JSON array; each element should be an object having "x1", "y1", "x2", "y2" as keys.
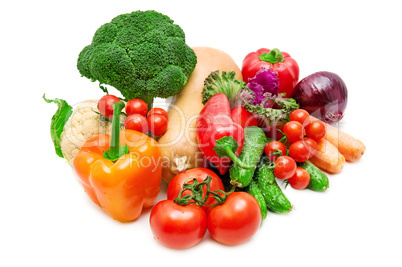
[{"x1": 43, "y1": 94, "x2": 73, "y2": 158}]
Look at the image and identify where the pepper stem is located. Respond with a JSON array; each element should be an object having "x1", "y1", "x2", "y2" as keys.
[
  {"x1": 259, "y1": 48, "x2": 285, "y2": 64},
  {"x1": 103, "y1": 101, "x2": 129, "y2": 161},
  {"x1": 213, "y1": 136, "x2": 254, "y2": 170}
]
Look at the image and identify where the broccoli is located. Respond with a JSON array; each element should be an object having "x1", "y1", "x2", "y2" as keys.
[{"x1": 77, "y1": 10, "x2": 197, "y2": 107}]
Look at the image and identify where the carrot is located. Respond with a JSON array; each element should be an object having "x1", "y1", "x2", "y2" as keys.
[
  {"x1": 309, "y1": 138, "x2": 345, "y2": 174},
  {"x1": 310, "y1": 116, "x2": 366, "y2": 162}
]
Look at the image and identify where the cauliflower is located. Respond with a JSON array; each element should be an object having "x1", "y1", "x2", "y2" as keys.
[{"x1": 60, "y1": 100, "x2": 127, "y2": 164}]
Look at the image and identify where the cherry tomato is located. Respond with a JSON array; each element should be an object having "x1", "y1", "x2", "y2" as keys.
[
  {"x1": 264, "y1": 141, "x2": 287, "y2": 161},
  {"x1": 125, "y1": 99, "x2": 148, "y2": 117},
  {"x1": 97, "y1": 95, "x2": 120, "y2": 119},
  {"x1": 149, "y1": 200, "x2": 207, "y2": 249},
  {"x1": 274, "y1": 156, "x2": 297, "y2": 179},
  {"x1": 167, "y1": 168, "x2": 224, "y2": 213},
  {"x1": 147, "y1": 114, "x2": 168, "y2": 136},
  {"x1": 124, "y1": 114, "x2": 148, "y2": 133},
  {"x1": 147, "y1": 107, "x2": 168, "y2": 119},
  {"x1": 289, "y1": 109, "x2": 310, "y2": 126},
  {"x1": 288, "y1": 167, "x2": 310, "y2": 190},
  {"x1": 303, "y1": 137, "x2": 318, "y2": 158},
  {"x1": 283, "y1": 121, "x2": 304, "y2": 143},
  {"x1": 231, "y1": 106, "x2": 258, "y2": 128},
  {"x1": 207, "y1": 192, "x2": 261, "y2": 246},
  {"x1": 288, "y1": 140, "x2": 310, "y2": 162},
  {"x1": 305, "y1": 121, "x2": 326, "y2": 141}
]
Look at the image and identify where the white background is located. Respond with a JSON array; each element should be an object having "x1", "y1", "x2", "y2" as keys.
[{"x1": 1, "y1": 0, "x2": 401, "y2": 266}]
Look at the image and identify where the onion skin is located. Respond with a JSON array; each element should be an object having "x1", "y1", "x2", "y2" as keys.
[{"x1": 291, "y1": 71, "x2": 348, "y2": 124}]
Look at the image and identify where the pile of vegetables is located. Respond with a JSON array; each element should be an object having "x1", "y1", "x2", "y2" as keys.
[{"x1": 44, "y1": 9, "x2": 366, "y2": 250}]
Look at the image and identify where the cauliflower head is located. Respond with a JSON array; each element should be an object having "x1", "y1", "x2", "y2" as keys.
[{"x1": 60, "y1": 100, "x2": 126, "y2": 164}]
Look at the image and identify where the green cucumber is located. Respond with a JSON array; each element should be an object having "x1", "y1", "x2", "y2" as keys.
[
  {"x1": 255, "y1": 159, "x2": 292, "y2": 214},
  {"x1": 299, "y1": 161, "x2": 330, "y2": 192},
  {"x1": 246, "y1": 180, "x2": 268, "y2": 221},
  {"x1": 229, "y1": 126, "x2": 267, "y2": 188}
]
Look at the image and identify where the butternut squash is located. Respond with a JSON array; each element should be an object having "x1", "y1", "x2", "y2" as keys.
[{"x1": 158, "y1": 47, "x2": 242, "y2": 183}]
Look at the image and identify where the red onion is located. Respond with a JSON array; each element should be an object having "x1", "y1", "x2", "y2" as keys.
[{"x1": 291, "y1": 71, "x2": 348, "y2": 124}]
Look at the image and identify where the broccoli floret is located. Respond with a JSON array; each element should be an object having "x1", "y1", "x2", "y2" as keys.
[
  {"x1": 201, "y1": 71, "x2": 247, "y2": 106},
  {"x1": 77, "y1": 10, "x2": 197, "y2": 107}
]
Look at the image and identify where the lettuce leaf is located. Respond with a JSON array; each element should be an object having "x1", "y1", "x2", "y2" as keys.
[{"x1": 43, "y1": 94, "x2": 73, "y2": 158}]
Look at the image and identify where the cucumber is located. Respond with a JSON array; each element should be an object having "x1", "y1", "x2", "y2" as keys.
[
  {"x1": 229, "y1": 126, "x2": 267, "y2": 188},
  {"x1": 299, "y1": 161, "x2": 330, "y2": 192},
  {"x1": 246, "y1": 180, "x2": 268, "y2": 220},
  {"x1": 255, "y1": 159, "x2": 292, "y2": 214}
]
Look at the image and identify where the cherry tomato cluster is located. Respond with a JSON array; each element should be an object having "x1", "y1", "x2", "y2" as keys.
[
  {"x1": 97, "y1": 95, "x2": 168, "y2": 137},
  {"x1": 149, "y1": 168, "x2": 261, "y2": 249},
  {"x1": 264, "y1": 109, "x2": 326, "y2": 190}
]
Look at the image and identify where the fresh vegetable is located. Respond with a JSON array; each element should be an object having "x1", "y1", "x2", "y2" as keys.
[
  {"x1": 254, "y1": 159, "x2": 292, "y2": 214},
  {"x1": 245, "y1": 67, "x2": 279, "y2": 103},
  {"x1": 229, "y1": 126, "x2": 267, "y2": 188},
  {"x1": 264, "y1": 140, "x2": 287, "y2": 161},
  {"x1": 292, "y1": 71, "x2": 348, "y2": 124},
  {"x1": 299, "y1": 161, "x2": 329, "y2": 192},
  {"x1": 242, "y1": 48, "x2": 300, "y2": 97},
  {"x1": 97, "y1": 94, "x2": 120, "y2": 119},
  {"x1": 274, "y1": 156, "x2": 297, "y2": 180},
  {"x1": 207, "y1": 192, "x2": 261, "y2": 246},
  {"x1": 125, "y1": 99, "x2": 148, "y2": 117},
  {"x1": 124, "y1": 114, "x2": 148, "y2": 133},
  {"x1": 305, "y1": 120, "x2": 326, "y2": 141},
  {"x1": 303, "y1": 137, "x2": 318, "y2": 159},
  {"x1": 147, "y1": 113, "x2": 168, "y2": 136},
  {"x1": 231, "y1": 106, "x2": 258, "y2": 128},
  {"x1": 283, "y1": 120, "x2": 304, "y2": 143},
  {"x1": 147, "y1": 107, "x2": 168, "y2": 119},
  {"x1": 72, "y1": 101, "x2": 162, "y2": 222},
  {"x1": 197, "y1": 93, "x2": 250, "y2": 175},
  {"x1": 167, "y1": 168, "x2": 224, "y2": 213},
  {"x1": 309, "y1": 138, "x2": 345, "y2": 174},
  {"x1": 158, "y1": 47, "x2": 243, "y2": 183},
  {"x1": 287, "y1": 167, "x2": 310, "y2": 190},
  {"x1": 77, "y1": 10, "x2": 197, "y2": 108},
  {"x1": 149, "y1": 200, "x2": 207, "y2": 249},
  {"x1": 43, "y1": 94, "x2": 73, "y2": 158},
  {"x1": 288, "y1": 140, "x2": 311, "y2": 163},
  {"x1": 289, "y1": 109, "x2": 310, "y2": 126},
  {"x1": 201, "y1": 70, "x2": 247, "y2": 108},
  {"x1": 246, "y1": 180, "x2": 268, "y2": 221},
  {"x1": 310, "y1": 116, "x2": 366, "y2": 162}
]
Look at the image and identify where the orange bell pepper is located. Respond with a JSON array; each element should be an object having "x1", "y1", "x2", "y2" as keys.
[{"x1": 72, "y1": 101, "x2": 162, "y2": 222}]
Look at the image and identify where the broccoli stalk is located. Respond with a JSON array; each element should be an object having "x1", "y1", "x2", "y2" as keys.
[{"x1": 77, "y1": 10, "x2": 197, "y2": 108}]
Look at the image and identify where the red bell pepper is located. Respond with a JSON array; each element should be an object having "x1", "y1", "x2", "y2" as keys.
[
  {"x1": 196, "y1": 93, "x2": 252, "y2": 175},
  {"x1": 242, "y1": 48, "x2": 300, "y2": 97}
]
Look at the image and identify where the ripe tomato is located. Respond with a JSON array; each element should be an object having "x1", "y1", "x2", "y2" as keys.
[
  {"x1": 97, "y1": 95, "x2": 120, "y2": 119},
  {"x1": 124, "y1": 114, "x2": 148, "y2": 133},
  {"x1": 289, "y1": 109, "x2": 310, "y2": 126},
  {"x1": 305, "y1": 121, "x2": 326, "y2": 141},
  {"x1": 288, "y1": 140, "x2": 310, "y2": 162},
  {"x1": 150, "y1": 200, "x2": 207, "y2": 249},
  {"x1": 283, "y1": 121, "x2": 304, "y2": 143},
  {"x1": 231, "y1": 106, "x2": 258, "y2": 128},
  {"x1": 147, "y1": 114, "x2": 168, "y2": 136},
  {"x1": 288, "y1": 167, "x2": 310, "y2": 190},
  {"x1": 264, "y1": 141, "x2": 287, "y2": 161},
  {"x1": 207, "y1": 192, "x2": 261, "y2": 246},
  {"x1": 125, "y1": 99, "x2": 148, "y2": 117},
  {"x1": 167, "y1": 168, "x2": 224, "y2": 213},
  {"x1": 303, "y1": 137, "x2": 318, "y2": 158},
  {"x1": 147, "y1": 107, "x2": 168, "y2": 119},
  {"x1": 274, "y1": 156, "x2": 297, "y2": 179}
]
